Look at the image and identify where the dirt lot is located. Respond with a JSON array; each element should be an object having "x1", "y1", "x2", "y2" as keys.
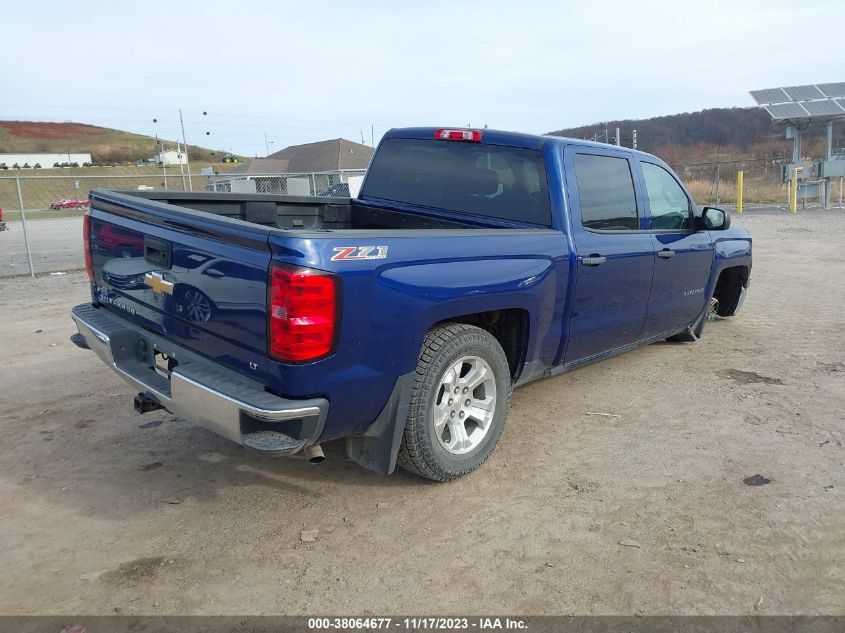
[{"x1": 0, "y1": 209, "x2": 843, "y2": 616}]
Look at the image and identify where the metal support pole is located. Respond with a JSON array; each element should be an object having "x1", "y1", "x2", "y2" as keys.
[
  {"x1": 615, "y1": 127, "x2": 620, "y2": 146},
  {"x1": 179, "y1": 109, "x2": 193, "y2": 192},
  {"x1": 736, "y1": 171, "x2": 743, "y2": 215},
  {"x1": 632, "y1": 129, "x2": 637, "y2": 150},
  {"x1": 157, "y1": 136, "x2": 168, "y2": 190},
  {"x1": 310, "y1": 173, "x2": 317, "y2": 196},
  {"x1": 176, "y1": 141, "x2": 187, "y2": 190},
  {"x1": 16, "y1": 176, "x2": 35, "y2": 277},
  {"x1": 714, "y1": 162, "x2": 721, "y2": 206},
  {"x1": 789, "y1": 168, "x2": 798, "y2": 214},
  {"x1": 824, "y1": 121, "x2": 833, "y2": 209},
  {"x1": 791, "y1": 127, "x2": 801, "y2": 165}
]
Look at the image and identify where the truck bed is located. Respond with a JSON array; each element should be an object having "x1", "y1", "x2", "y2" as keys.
[{"x1": 121, "y1": 190, "x2": 482, "y2": 231}]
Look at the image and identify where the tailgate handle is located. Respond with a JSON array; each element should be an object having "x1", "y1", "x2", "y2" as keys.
[{"x1": 144, "y1": 236, "x2": 172, "y2": 269}]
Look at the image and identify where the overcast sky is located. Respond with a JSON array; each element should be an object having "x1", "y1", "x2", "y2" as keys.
[{"x1": 2, "y1": 0, "x2": 843, "y2": 156}]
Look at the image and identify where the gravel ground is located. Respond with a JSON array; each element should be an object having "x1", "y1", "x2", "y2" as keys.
[
  {"x1": 0, "y1": 208, "x2": 843, "y2": 616},
  {"x1": 0, "y1": 215, "x2": 84, "y2": 276}
]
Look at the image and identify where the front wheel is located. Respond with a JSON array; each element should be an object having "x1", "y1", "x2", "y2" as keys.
[{"x1": 397, "y1": 323, "x2": 512, "y2": 482}]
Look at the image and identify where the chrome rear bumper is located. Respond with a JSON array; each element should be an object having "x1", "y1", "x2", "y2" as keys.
[{"x1": 71, "y1": 303, "x2": 327, "y2": 454}]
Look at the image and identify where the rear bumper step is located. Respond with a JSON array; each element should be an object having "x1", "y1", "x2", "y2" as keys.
[{"x1": 71, "y1": 303, "x2": 328, "y2": 454}]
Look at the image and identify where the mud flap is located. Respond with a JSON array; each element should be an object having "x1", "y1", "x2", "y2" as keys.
[
  {"x1": 672, "y1": 300, "x2": 710, "y2": 342},
  {"x1": 345, "y1": 371, "x2": 415, "y2": 474}
]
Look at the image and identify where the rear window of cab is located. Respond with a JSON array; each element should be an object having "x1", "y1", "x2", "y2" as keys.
[{"x1": 361, "y1": 138, "x2": 552, "y2": 226}]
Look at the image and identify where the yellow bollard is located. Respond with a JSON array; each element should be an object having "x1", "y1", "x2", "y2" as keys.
[
  {"x1": 736, "y1": 170, "x2": 743, "y2": 214},
  {"x1": 789, "y1": 168, "x2": 798, "y2": 214}
]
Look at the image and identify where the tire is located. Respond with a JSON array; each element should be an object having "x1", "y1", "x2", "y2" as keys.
[{"x1": 397, "y1": 323, "x2": 512, "y2": 482}]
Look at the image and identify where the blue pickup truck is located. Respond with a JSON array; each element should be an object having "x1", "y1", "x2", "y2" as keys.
[{"x1": 71, "y1": 127, "x2": 751, "y2": 481}]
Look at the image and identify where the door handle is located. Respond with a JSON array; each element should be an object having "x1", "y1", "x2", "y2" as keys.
[
  {"x1": 657, "y1": 249, "x2": 676, "y2": 259},
  {"x1": 580, "y1": 255, "x2": 607, "y2": 267}
]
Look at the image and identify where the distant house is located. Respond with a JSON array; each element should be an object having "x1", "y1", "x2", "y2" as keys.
[
  {"x1": 235, "y1": 138, "x2": 374, "y2": 174},
  {"x1": 210, "y1": 138, "x2": 373, "y2": 196}
]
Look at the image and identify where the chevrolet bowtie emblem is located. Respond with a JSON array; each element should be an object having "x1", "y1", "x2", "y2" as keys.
[{"x1": 144, "y1": 272, "x2": 174, "y2": 295}]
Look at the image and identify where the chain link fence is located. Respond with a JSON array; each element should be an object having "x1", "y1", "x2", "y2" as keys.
[
  {"x1": 0, "y1": 169, "x2": 365, "y2": 277},
  {"x1": 2, "y1": 162, "x2": 842, "y2": 277},
  {"x1": 206, "y1": 170, "x2": 365, "y2": 197},
  {"x1": 671, "y1": 157, "x2": 845, "y2": 209}
]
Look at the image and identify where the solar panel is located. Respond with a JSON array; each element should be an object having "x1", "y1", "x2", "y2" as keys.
[
  {"x1": 801, "y1": 100, "x2": 845, "y2": 116},
  {"x1": 763, "y1": 102, "x2": 810, "y2": 120},
  {"x1": 817, "y1": 82, "x2": 845, "y2": 98},
  {"x1": 752, "y1": 83, "x2": 845, "y2": 120},
  {"x1": 750, "y1": 88, "x2": 789, "y2": 105},
  {"x1": 782, "y1": 85, "x2": 826, "y2": 101}
]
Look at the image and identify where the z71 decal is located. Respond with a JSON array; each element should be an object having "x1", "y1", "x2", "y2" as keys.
[{"x1": 331, "y1": 245, "x2": 389, "y2": 261}]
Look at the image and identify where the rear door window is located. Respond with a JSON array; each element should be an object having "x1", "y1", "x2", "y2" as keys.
[
  {"x1": 361, "y1": 138, "x2": 552, "y2": 226},
  {"x1": 573, "y1": 153, "x2": 639, "y2": 231}
]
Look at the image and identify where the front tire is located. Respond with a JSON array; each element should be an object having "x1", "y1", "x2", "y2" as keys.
[{"x1": 397, "y1": 323, "x2": 512, "y2": 482}]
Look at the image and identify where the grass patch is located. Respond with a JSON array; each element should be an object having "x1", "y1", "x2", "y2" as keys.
[{"x1": 3, "y1": 209, "x2": 83, "y2": 221}]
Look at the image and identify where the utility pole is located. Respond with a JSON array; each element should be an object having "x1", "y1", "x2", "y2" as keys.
[
  {"x1": 156, "y1": 134, "x2": 167, "y2": 189},
  {"x1": 179, "y1": 109, "x2": 193, "y2": 191},
  {"x1": 264, "y1": 132, "x2": 274, "y2": 156},
  {"x1": 175, "y1": 140, "x2": 187, "y2": 189},
  {"x1": 632, "y1": 129, "x2": 637, "y2": 150},
  {"x1": 615, "y1": 127, "x2": 620, "y2": 146}
]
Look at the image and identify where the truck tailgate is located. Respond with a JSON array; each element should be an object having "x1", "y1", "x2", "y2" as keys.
[{"x1": 88, "y1": 191, "x2": 273, "y2": 381}]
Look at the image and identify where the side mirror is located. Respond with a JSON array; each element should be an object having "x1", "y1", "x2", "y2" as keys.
[{"x1": 701, "y1": 206, "x2": 731, "y2": 230}]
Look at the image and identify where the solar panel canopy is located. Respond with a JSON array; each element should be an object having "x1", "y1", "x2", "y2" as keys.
[
  {"x1": 763, "y1": 102, "x2": 810, "y2": 120},
  {"x1": 751, "y1": 81, "x2": 845, "y2": 121},
  {"x1": 801, "y1": 100, "x2": 845, "y2": 116},
  {"x1": 750, "y1": 88, "x2": 789, "y2": 105},
  {"x1": 817, "y1": 82, "x2": 845, "y2": 98},
  {"x1": 782, "y1": 84, "x2": 826, "y2": 101}
]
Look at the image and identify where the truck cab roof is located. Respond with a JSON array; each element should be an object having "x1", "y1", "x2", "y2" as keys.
[{"x1": 383, "y1": 126, "x2": 658, "y2": 160}]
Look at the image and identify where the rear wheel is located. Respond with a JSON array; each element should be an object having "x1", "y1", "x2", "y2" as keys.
[{"x1": 397, "y1": 323, "x2": 511, "y2": 482}]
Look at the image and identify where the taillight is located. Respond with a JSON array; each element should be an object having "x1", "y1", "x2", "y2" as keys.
[
  {"x1": 268, "y1": 264, "x2": 338, "y2": 363},
  {"x1": 83, "y1": 210, "x2": 94, "y2": 280},
  {"x1": 434, "y1": 128, "x2": 482, "y2": 142}
]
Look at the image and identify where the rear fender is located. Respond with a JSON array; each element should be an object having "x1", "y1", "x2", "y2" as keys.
[
  {"x1": 379, "y1": 256, "x2": 556, "y2": 368},
  {"x1": 346, "y1": 257, "x2": 557, "y2": 474}
]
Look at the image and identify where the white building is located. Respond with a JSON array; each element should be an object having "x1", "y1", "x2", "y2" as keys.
[
  {"x1": 157, "y1": 149, "x2": 188, "y2": 166},
  {"x1": 0, "y1": 153, "x2": 92, "y2": 168}
]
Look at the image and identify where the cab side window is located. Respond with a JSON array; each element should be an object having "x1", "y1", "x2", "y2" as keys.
[
  {"x1": 574, "y1": 154, "x2": 639, "y2": 231},
  {"x1": 642, "y1": 162, "x2": 692, "y2": 231}
]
